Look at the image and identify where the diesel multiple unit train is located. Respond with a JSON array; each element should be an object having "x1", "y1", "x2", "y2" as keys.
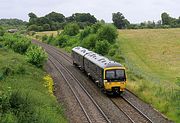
[{"x1": 72, "y1": 47, "x2": 127, "y2": 94}]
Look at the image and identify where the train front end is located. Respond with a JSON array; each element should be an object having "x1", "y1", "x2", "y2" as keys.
[{"x1": 103, "y1": 67, "x2": 126, "y2": 94}]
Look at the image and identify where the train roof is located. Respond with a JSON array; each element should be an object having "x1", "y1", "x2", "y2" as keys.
[
  {"x1": 72, "y1": 46, "x2": 123, "y2": 68},
  {"x1": 84, "y1": 52, "x2": 122, "y2": 68},
  {"x1": 72, "y1": 46, "x2": 92, "y2": 56}
]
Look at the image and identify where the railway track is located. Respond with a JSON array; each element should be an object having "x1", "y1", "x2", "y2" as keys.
[
  {"x1": 48, "y1": 54, "x2": 111, "y2": 122},
  {"x1": 110, "y1": 97, "x2": 153, "y2": 123},
  {"x1": 32, "y1": 40, "x2": 157, "y2": 123}
]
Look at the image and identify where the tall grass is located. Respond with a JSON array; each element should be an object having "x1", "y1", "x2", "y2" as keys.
[
  {"x1": 117, "y1": 28, "x2": 180, "y2": 122},
  {"x1": 0, "y1": 48, "x2": 67, "y2": 123}
]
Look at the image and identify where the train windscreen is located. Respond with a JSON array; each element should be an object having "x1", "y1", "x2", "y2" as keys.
[{"x1": 105, "y1": 69, "x2": 126, "y2": 82}]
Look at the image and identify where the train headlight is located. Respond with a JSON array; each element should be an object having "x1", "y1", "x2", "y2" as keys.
[{"x1": 104, "y1": 80, "x2": 108, "y2": 83}]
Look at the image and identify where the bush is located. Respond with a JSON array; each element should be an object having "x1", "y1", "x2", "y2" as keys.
[
  {"x1": 55, "y1": 35, "x2": 70, "y2": 47},
  {"x1": 0, "y1": 91, "x2": 37, "y2": 123},
  {"x1": 94, "y1": 40, "x2": 110, "y2": 55},
  {"x1": 42, "y1": 34, "x2": 48, "y2": 42},
  {"x1": 12, "y1": 39, "x2": 31, "y2": 54},
  {"x1": 63, "y1": 23, "x2": 79, "y2": 36},
  {"x1": 81, "y1": 34, "x2": 97, "y2": 50},
  {"x1": 65, "y1": 36, "x2": 79, "y2": 47},
  {"x1": 0, "y1": 27, "x2": 5, "y2": 36},
  {"x1": 43, "y1": 24, "x2": 51, "y2": 31},
  {"x1": 91, "y1": 22, "x2": 103, "y2": 33},
  {"x1": 26, "y1": 45, "x2": 48, "y2": 68},
  {"x1": 108, "y1": 48, "x2": 116, "y2": 56},
  {"x1": 3, "y1": 34, "x2": 31, "y2": 54},
  {"x1": 97, "y1": 24, "x2": 118, "y2": 44},
  {"x1": 79, "y1": 26, "x2": 91, "y2": 40},
  {"x1": 47, "y1": 34, "x2": 55, "y2": 44},
  {"x1": 28, "y1": 24, "x2": 39, "y2": 31}
]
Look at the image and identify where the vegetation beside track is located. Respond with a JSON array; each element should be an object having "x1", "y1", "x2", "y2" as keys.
[
  {"x1": 0, "y1": 33, "x2": 67, "y2": 123},
  {"x1": 33, "y1": 27, "x2": 180, "y2": 122},
  {"x1": 117, "y1": 29, "x2": 180, "y2": 122}
]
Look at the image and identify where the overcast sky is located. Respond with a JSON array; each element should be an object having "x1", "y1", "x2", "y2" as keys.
[{"x1": 0, "y1": 0, "x2": 179, "y2": 23}]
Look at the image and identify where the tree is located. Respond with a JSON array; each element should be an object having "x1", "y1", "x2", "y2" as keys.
[
  {"x1": 97, "y1": 24, "x2": 118, "y2": 44},
  {"x1": 66, "y1": 13, "x2": 97, "y2": 24},
  {"x1": 161, "y1": 12, "x2": 171, "y2": 25},
  {"x1": 28, "y1": 24, "x2": 39, "y2": 31},
  {"x1": 43, "y1": 24, "x2": 51, "y2": 31},
  {"x1": 81, "y1": 34, "x2": 97, "y2": 50},
  {"x1": 63, "y1": 23, "x2": 79, "y2": 36},
  {"x1": 112, "y1": 12, "x2": 130, "y2": 29},
  {"x1": 45, "y1": 12, "x2": 65, "y2": 23},
  {"x1": 28, "y1": 12, "x2": 37, "y2": 19},
  {"x1": 94, "y1": 40, "x2": 110, "y2": 55},
  {"x1": 28, "y1": 12, "x2": 37, "y2": 25},
  {"x1": 36, "y1": 17, "x2": 50, "y2": 25}
]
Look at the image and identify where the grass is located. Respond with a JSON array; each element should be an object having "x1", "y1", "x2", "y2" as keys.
[
  {"x1": 117, "y1": 28, "x2": 180, "y2": 122},
  {"x1": 35, "y1": 31, "x2": 58, "y2": 38},
  {"x1": 0, "y1": 48, "x2": 67, "y2": 123}
]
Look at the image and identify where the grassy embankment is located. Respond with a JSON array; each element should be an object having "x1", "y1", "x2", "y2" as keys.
[
  {"x1": 118, "y1": 29, "x2": 180, "y2": 122},
  {"x1": 0, "y1": 39, "x2": 67, "y2": 123}
]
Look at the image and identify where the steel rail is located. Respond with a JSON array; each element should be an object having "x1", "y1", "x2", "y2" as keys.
[
  {"x1": 122, "y1": 96, "x2": 153, "y2": 123},
  {"x1": 48, "y1": 58, "x2": 93, "y2": 123},
  {"x1": 110, "y1": 98, "x2": 136, "y2": 123},
  {"x1": 48, "y1": 53, "x2": 111, "y2": 123}
]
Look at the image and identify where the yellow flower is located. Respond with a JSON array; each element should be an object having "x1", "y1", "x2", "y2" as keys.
[{"x1": 43, "y1": 74, "x2": 54, "y2": 96}]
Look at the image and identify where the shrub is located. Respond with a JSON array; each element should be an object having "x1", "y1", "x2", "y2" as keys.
[
  {"x1": 97, "y1": 24, "x2": 118, "y2": 44},
  {"x1": 47, "y1": 34, "x2": 55, "y2": 44},
  {"x1": 79, "y1": 26, "x2": 91, "y2": 40},
  {"x1": 55, "y1": 35, "x2": 69, "y2": 47},
  {"x1": 94, "y1": 40, "x2": 110, "y2": 55},
  {"x1": 63, "y1": 23, "x2": 79, "y2": 36},
  {"x1": 108, "y1": 48, "x2": 116, "y2": 56},
  {"x1": 12, "y1": 39, "x2": 31, "y2": 54},
  {"x1": 0, "y1": 91, "x2": 37, "y2": 123},
  {"x1": 65, "y1": 36, "x2": 79, "y2": 47},
  {"x1": 81, "y1": 34, "x2": 97, "y2": 50},
  {"x1": 0, "y1": 27, "x2": 5, "y2": 36},
  {"x1": 43, "y1": 24, "x2": 51, "y2": 31},
  {"x1": 26, "y1": 45, "x2": 48, "y2": 68},
  {"x1": 42, "y1": 35, "x2": 48, "y2": 42},
  {"x1": 3, "y1": 34, "x2": 31, "y2": 54},
  {"x1": 28, "y1": 24, "x2": 39, "y2": 31},
  {"x1": 91, "y1": 22, "x2": 103, "y2": 33}
]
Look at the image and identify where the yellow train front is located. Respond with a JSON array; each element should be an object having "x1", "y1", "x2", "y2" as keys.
[
  {"x1": 72, "y1": 47, "x2": 127, "y2": 95},
  {"x1": 103, "y1": 67, "x2": 126, "y2": 94}
]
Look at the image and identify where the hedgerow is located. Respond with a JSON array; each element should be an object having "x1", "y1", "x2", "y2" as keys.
[{"x1": 2, "y1": 33, "x2": 48, "y2": 68}]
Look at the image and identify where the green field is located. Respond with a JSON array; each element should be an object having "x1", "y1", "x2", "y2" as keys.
[
  {"x1": 118, "y1": 28, "x2": 180, "y2": 122},
  {"x1": 0, "y1": 48, "x2": 67, "y2": 123}
]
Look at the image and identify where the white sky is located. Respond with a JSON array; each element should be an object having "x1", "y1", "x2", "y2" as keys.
[{"x1": 0, "y1": 0, "x2": 179, "y2": 23}]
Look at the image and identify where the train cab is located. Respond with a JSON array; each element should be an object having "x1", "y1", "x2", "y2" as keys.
[{"x1": 104, "y1": 66, "x2": 126, "y2": 94}]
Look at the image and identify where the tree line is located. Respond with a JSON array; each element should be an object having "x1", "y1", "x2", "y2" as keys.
[
  {"x1": 1, "y1": 11, "x2": 179, "y2": 32},
  {"x1": 112, "y1": 12, "x2": 180, "y2": 29},
  {"x1": 28, "y1": 12, "x2": 97, "y2": 31},
  {"x1": 0, "y1": 19, "x2": 27, "y2": 29}
]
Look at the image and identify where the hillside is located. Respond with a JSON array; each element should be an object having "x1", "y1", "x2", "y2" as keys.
[
  {"x1": 118, "y1": 28, "x2": 180, "y2": 122},
  {"x1": 0, "y1": 46, "x2": 67, "y2": 123}
]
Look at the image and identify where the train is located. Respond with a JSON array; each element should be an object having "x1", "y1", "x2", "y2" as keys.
[{"x1": 72, "y1": 46, "x2": 127, "y2": 94}]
